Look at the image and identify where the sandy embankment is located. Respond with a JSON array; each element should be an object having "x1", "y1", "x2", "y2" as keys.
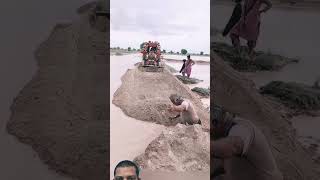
[
  {"x1": 113, "y1": 67, "x2": 210, "y2": 129},
  {"x1": 7, "y1": 2, "x2": 108, "y2": 180},
  {"x1": 112, "y1": 64, "x2": 210, "y2": 172},
  {"x1": 213, "y1": 53, "x2": 320, "y2": 179}
]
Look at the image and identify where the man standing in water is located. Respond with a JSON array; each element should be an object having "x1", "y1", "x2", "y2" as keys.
[
  {"x1": 114, "y1": 160, "x2": 141, "y2": 180},
  {"x1": 168, "y1": 94, "x2": 201, "y2": 125},
  {"x1": 229, "y1": 0, "x2": 272, "y2": 61},
  {"x1": 182, "y1": 55, "x2": 195, "y2": 78},
  {"x1": 211, "y1": 105, "x2": 283, "y2": 180}
]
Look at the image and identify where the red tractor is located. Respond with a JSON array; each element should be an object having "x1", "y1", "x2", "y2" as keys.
[{"x1": 140, "y1": 41, "x2": 163, "y2": 67}]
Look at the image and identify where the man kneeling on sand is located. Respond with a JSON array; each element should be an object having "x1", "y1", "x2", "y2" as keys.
[
  {"x1": 168, "y1": 94, "x2": 201, "y2": 125},
  {"x1": 211, "y1": 105, "x2": 283, "y2": 180}
]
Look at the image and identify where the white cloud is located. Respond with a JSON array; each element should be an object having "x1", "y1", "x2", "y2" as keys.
[{"x1": 110, "y1": 0, "x2": 210, "y2": 54}]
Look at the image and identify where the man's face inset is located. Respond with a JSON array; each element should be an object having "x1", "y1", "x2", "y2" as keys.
[{"x1": 114, "y1": 166, "x2": 138, "y2": 180}]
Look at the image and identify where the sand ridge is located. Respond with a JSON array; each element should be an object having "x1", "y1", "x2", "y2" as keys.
[{"x1": 113, "y1": 66, "x2": 210, "y2": 130}]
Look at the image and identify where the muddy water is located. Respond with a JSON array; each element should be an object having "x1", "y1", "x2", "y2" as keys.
[
  {"x1": 212, "y1": 4, "x2": 320, "y2": 156},
  {"x1": 110, "y1": 53, "x2": 210, "y2": 179}
]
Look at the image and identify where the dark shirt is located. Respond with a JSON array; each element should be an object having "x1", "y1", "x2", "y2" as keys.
[{"x1": 179, "y1": 62, "x2": 186, "y2": 73}]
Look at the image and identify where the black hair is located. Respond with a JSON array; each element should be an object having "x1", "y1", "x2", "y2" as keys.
[
  {"x1": 187, "y1": 55, "x2": 191, "y2": 58},
  {"x1": 114, "y1": 160, "x2": 140, "y2": 177},
  {"x1": 212, "y1": 105, "x2": 224, "y2": 126},
  {"x1": 183, "y1": 59, "x2": 186, "y2": 62}
]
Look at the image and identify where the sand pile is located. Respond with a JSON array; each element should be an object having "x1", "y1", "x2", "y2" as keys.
[
  {"x1": 113, "y1": 67, "x2": 210, "y2": 129},
  {"x1": 134, "y1": 124, "x2": 210, "y2": 171},
  {"x1": 7, "y1": 3, "x2": 108, "y2": 180},
  {"x1": 212, "y1": 53, "x2": 320, "y2": 179}
]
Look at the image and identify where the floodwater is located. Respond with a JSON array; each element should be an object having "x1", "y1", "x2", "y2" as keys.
[
  {"x1": 110, "y1": 53, "x2": 210, "y2": 179},
  {"x1": 164, "y1": 54, "x2": 210, "y2": 62},
  {"x1": 0, "y1": 1, "x2": 94, "y2": 179},
  {"x1": 212, "y1": 4, "x2": 320, "y2": 154}
]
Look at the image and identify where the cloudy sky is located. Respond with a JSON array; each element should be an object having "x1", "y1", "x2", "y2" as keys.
[{"x1": 110, "y1": 0, "x2": 210, "y2": 54}]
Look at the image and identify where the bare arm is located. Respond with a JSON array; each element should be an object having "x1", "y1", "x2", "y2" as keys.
[
  {"x1": 170, "y1": 104, "x2": 186, "y2": 112},
  {"x1": 211, "y1": 136, "x2": 244, "y2": 159},
  {"x1": 260, "y1": 0, "x2": 272, "y2": 13}
]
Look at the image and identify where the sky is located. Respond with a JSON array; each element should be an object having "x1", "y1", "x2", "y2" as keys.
[{"x1": 110, "y1": 0, "x2": 210, "y2": 54}]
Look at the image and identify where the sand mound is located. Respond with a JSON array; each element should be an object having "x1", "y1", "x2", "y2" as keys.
[
  {"x1": 134, "y1": 124, "x2": 210, "y2": 171},
  {"x1": 7, "y1": 5, "x2": 108, "y2": 180},
  {"x1": 113, "y1": 67, "x2": 209, "y2": 129},
  {"x1": 213, "y1": 53, "x2": 320, "y2": 179}
]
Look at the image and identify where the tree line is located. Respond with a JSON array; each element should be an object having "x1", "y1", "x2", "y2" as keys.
[{"x1": 110, "y1": 46, "x2": 208, "y2": 56}]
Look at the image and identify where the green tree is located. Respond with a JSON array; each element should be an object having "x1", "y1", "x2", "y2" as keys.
[
  {"x1": 181, "y1": 49, "x2": 188, "y2": 55},
  {"x1": 177, "y1": 52, "x2": 180, "y2": 55},
  {"x1": 128, "y1": 47, "x2": 131, "y2": 51},
  {"x1": 162, "y1": 49, "x2": 166, "y2": 53},
  {"x1": 133, "y1": 48, "x2": 136, "y2": 51},
  {"x1": 169, "y1": 50, "x2": 173, "y2": 54},
  {"x1": 117, "y1": 47, "x2": 120, "y2": 50},
  {"x1": 200, "y1": 51, "x2": 204, "y2": 55}
]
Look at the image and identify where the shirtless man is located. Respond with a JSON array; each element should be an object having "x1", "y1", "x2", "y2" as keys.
[
  {"x1": 168, "y1": 94, "x2": 201, "y2": 125},
  {"x1": 211, "y1": 105, "x2": 283, "y2": 180}
]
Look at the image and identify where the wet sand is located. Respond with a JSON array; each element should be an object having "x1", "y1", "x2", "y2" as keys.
[
  {"x1": 0, "y1": 1, "x2": 94, "y2": 179},
  {"x1": 110, "y1": 53, "x2": 210, "y2": 179}
]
